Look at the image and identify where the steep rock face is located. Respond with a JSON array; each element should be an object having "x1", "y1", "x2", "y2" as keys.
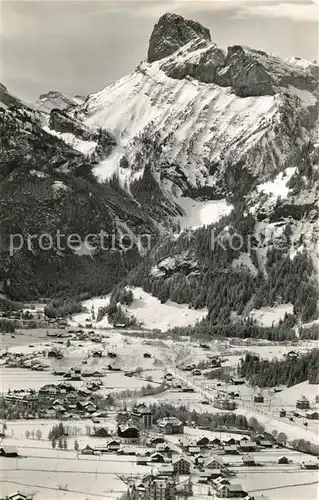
[
  {"x1": 148, "y1": 12, "x2": 211, "y2": 63},
  {"x1": 159, "y1": 40, "x2": 225, "y2": 83}
]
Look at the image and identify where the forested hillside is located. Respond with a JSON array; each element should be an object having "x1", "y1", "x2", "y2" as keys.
[{"x1": 239, "y1": 349, "x2": 319, "y2": 387}]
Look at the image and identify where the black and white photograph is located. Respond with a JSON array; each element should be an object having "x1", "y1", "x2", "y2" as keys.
[{"x1": 0, "y1": 0, "x2": 318, "y2": 499}]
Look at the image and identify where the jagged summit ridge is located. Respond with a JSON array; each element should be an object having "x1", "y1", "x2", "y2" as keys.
[
  {"x1": 147, "y1": 13, "x2": 318, "y2": 97},
  {"x1": 147, "y1": 12, "x2": 211, "y2": 63}
]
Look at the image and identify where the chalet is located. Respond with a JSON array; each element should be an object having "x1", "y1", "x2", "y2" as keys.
[
  {"x1": 223, "y1": 437, "x2": 237, "y2": 446},
  {"x1": 155, "y1": 464, "x2": 175, "y2": 476},
  {"x1": 224, "y1": 446, "x2": 239, "y2": 455},
  {"x1": 296, "y1": 395, "x2": 310, "y2": 410},
  {"x1": 3, "y1": 493, "x2": 33, "y2": 500},
  {"x1": 172, "y1": 456, "x2": 191, "y2": 474},
  {"x1": 157, "y1": 417, "x2": 184, "y2": 435},
  {"x1": 198, "y1": 471, "x2": 211, "y2": 484},
  {"x1": 148, "y1": 436, "x2": 165, "y2": 446},
  {"x1": 213, "y1": 477, "x2": 230, "y2": 489},
  {"x1": 81, "y1": 445, "x2": 96, "y2": 455},
  {"x1": 106, "y1": 439, "x2": 121, "y2": 452},
  {"x1": 150, "y1": 452, "x2": 166, "y2": 463},
  {"x1": 156, "y1": 443, "x2": 174, "y2": 455},
  {"x1": 117, "y1": 447, "x2": 137, "y2": 456},
  {"x1": 199, "y1": 469, "x2": 223, "y2": 483},
  {"x1": 306, "y1": 411, "x2": 319, "y2": 420},
  {"x1": 277, "y1": 456, "x2": 289, "y2": 464},
  {"x1": 196, "y1": 436, "x2": 210, "y2": 448},
  {"x1": 238, "y1": 436, "x2": 249, "y2": 443},
  {"x1": 239, "y1": 442, "x2": 257, "y2": 453},
  {"x1": 47, "y1": 348, "x2": 63, "y2": 359},
  {"x1": 0, "y1": 446, "x2": 19, "y2": 457},
  {"x1": 179, "y1": 437, "x2": 192, "y2": 451},
  {"x1": 230, "y1": 377, "x2": 245, "y2": 385},
  {"x1": 216, "y1": 483, "x2": 247, "y2": 498},
  {"x1": 242, "y1": 455, "x2": 255, "y2": 466},
  {"x1": 93, "y1": 427, "x2": 110, "y2": 437},
  {"x1": 301, "y1": 460, "x2": 319, "y2": 470},
  {"x1": 259, "y1": 440, "x2": 273, "y2": 448},
  {"x1": 205, "y1": 457, "x2": 225, "y2": 470},
  {"x1": 200, "y1": 343, "x2": 210, "y2": 349},
  {"x1": 194, "y1": 454, "x2": 205, "y2": 466},
  {"x1": 188, "y1": 446, "x2": 201, "y2": 455},
  {"x1": 211, "y1": 437, "x2": 222, "y2": 447},
  {"x1": 286, "y1": 350, "x2": 298, "y2": 359},
  {"x1": 76, "y1": 401, "x2": 96, "y2": 413},
  {"x1": 253, "y1": 393, "x2": 264, "y2": 403},
  {"x1": 117, "y1": 425, "x2": 140, "y2": 442}
]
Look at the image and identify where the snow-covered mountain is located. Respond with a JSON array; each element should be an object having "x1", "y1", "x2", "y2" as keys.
[
  {"x1": 1, "y1": 12, "x2": 318, "y2": 329},
  {"x1": 45, "y1": 13, "x2": 318, "y2": 229},
  {"x1": 35, "y1": 90, "x2": 84, "y2": 114}
]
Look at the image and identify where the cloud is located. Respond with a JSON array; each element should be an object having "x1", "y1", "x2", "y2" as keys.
[
  {"x1": 85, "y1": 0, "x2": 318, "y2": 22},
  {"x1": 235, "y1": 2, "x2": 318, "y2": 21}
]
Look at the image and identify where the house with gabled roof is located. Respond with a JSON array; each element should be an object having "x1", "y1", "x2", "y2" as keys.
[{"x1": 172, "y1": 455, "x2": 191, "y2": 475}]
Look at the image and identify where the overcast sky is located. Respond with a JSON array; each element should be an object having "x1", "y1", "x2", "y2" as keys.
[{"x1": 1, "y1": 0, "x2": 318, "y2": 102}]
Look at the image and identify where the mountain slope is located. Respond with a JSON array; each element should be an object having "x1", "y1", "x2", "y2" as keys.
[
  {"x1": 0, "y1": 103, "x2": 156, "y2": 300},
  {"x1": 1, "y1": 12, "x2": 318, "y2": 332}
]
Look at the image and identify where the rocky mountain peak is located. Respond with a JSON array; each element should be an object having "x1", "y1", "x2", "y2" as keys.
[
  {"x1": 147, "y1": 12, "x2": 211, "y2": 63},
  {"x1": 35, "y1": 90, "x2": 79, "y2": 114}
]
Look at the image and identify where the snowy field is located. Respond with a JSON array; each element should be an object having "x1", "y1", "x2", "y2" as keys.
[
  {"x1": 177, "y1": 196, "x2": 232, "y2": 230},
  {"x1": 248, "y1": 303, "x2": 294, "y2": 327},
  {"x1": 69, "y1": 289, "x2": 207, "y2": 332},
  {"x1": 120, "y1": 287, "x2": 207, "y2": 331}
]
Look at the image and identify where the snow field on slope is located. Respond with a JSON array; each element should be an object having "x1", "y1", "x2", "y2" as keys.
[
  {"x1": 121, "y1": 287, "x2": 207, "y2": 331},
  {"x1": 80, "y1": 63, "x2": 278, "y2": 183},
  {"x1": 256, "y1": 166, "x2": 296, "y2": 199},
  {"x1": 248, "y1": 303, "x2": 294, "y2": 327},
  {"x1": 43, "y1": 126, "x2": 97, "y2": 155},
  {"x1": 177, "y1": 196, "x2": 232, "y2": 229}
]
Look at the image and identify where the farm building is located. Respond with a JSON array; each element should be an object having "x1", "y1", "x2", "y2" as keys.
[
  {"x1": 224, "y1": 446, "x2": 239, "y2": 455},
  {"x1": 253, "y1": 393, "x2": 264, "y2": 403},
  {"x1": 3, "y1": 493, "x2": 33, "y2": 500},
  {"x1": 259, "y1": 440, "x2": 273, "y2": 448},
  {"x1": 296, "y1": 395, "x2": 310, "y2": 410},
  {"x1": 155, "y1": 464, "x2": 174, "y2": 476},
  {"x1": 216, "y1": 483, "x2": 247, "y2": 498},
  {"x1": 239, "y1": 442, "x2": 258, "y2": 453},
  {"x1": 81, "y1": 445, "x2": 96, "y2": 455},
  {"x1": 230, "y1": 377, "x2": 245, "y2": 385},
  {"x1": 106, "y1": 439, "x2": 121, "y2": 452},
  {"x1": 301, "y1": 460, "x2": 319, "y2": 470},
  {"x1": 211, "y1": 437, "x2": 221, "y2": 446},
  {"x1": 277, "y1": 456, "x2": 289, "y2": 464},
  {"x1": 196, "y1": 436, "x2": 210, "y2": 448},
  {"x1": 149, "y1": 452, "x2": 166, "y2": 463},
  {"x1": 306, "y1": 410, "x2": 319, "y2": 420},
  {"x1": 157, "y1": 417, "x2": 184, "y2": 435},
  {"x1": 242, "y1": 455, "x2": 255, "y2": 466},
  {"x1": 205, "y1": 457, "x2": 225, "y2": 469},
  {"x1": 0, "y1": 446, "x2": 19, "y2": 457}
]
